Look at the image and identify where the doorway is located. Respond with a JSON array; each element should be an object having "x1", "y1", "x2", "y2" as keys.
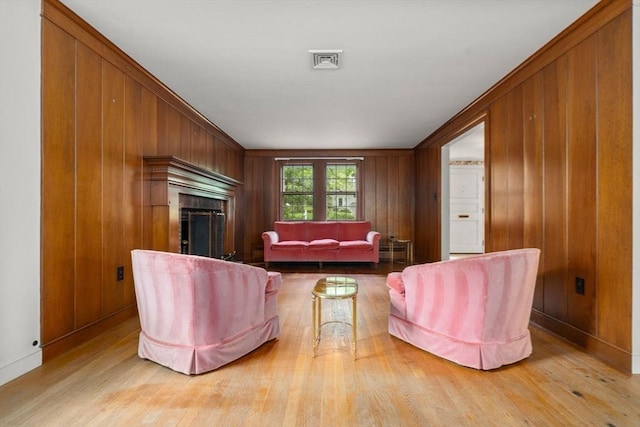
[{"x1": 441, "y1": 122, "x2": 485, "y2": 260}]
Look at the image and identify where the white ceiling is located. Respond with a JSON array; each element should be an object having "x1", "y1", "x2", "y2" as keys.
[{"x1": 60, "y1": 0, "x2": 599, "y2": 150}]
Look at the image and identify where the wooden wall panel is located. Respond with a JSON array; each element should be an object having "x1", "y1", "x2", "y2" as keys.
[
  {"x1": 213, "y1": 135, "x2": 223, "y2": 174},
  {"x1": 595, "y1": 10, "x2": 632, "y2": 350},
  {"x1": 204, "y1": 131, "x2": 214, "y2": 172},
  {"x1": 41, "y1": 20, "x2": 76, "y2": 344},
  {"x1": 363, "y1": 157, "x2": 378, "y2": 227},
  {"x1": 377, "y1": 157, "x2": 396, "y2": 238},
  {"x1": 542, "y1": 56, "x2": 568, "y2": 321},
  {"x1": 489, "y1": 87, "x2": 525, "y2": 252},
  {"x1": 506, "y1": 87, "x2": 524, "y2": 249},
  {"x1": 522, "y1": 72, "x2": 544, "y2": 311},
  {"x1": 75, "y1": 42, "x2": 103, "y2": 328},
  {"x1": 397, "y1": 155, "x2": 414, "y2": 242},
  {"x1": 413, "y1": 143, "x2": 440, "y2": 263},
  {"x1": 141, "y1": 88, "x2": 158, "y2": 155},
  {"x1": 375, "y1": 156, "x2": 389, "y2": 237},
  {"x1": 101, "y1": 60, "x2": 126, "y2": 316},
  {"x1": 566, "y1": 35, "x2": 597, "y2": 334},
  {"x1": 488, "y1": 96, "x2": 509, "y2": 252},
  {"x1": 156, "y1": 100, "x2": 171, "y2": 155},
  {"x1": 124, "y1": 75, "x2": 144, "y2": 307},
  {"x1": 141, "y1": 88, "x2": 157, "y2": 251},
  {"x1": 179, "y1": 115, "x2": 191, "y2": 163}
]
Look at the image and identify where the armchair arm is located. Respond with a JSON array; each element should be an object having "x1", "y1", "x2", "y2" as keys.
[
  {"x1": 262, "y1": 231, "x2": 279, "y2": 244},
  {"x1": 266, "y1": 271, "x2": 282, "y2": 293},
  {"x1": 386, "y1": 272, "x2": 405, "y2": 294},
  {"x1": 366, "y1": 230, "x2": 381, "y2": 245}
]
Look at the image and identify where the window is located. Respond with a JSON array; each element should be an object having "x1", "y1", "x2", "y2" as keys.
[
  {"x1": 279, "y1": 159, "x2": 361, "y2": 221},
  {"x1": 281, "y1": 164, "x2": 314, "y2": 220},
  {"x1": 325, "y1": 163, "x2": 357, "y2": 220}
]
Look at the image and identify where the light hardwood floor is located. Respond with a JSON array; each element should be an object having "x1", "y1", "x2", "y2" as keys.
[{"x1": 1, "y1": 273, "x2": 639, "y2": 426}]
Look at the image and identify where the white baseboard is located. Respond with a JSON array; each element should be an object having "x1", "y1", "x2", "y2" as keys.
[{"x1": 0, "y1": 350, "x2": 42, "y2": 386}]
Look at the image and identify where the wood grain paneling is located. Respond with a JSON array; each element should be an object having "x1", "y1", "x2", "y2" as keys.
[
  {"x1": 522, "y1": 72, "x2": 544, "y2": 311},
  {"x1": 488, "y1": 96, "x2": 509, "y2": 252},
  {"x1": 41, "y1": 20, "x2": 76, "y2": 344},
  {"x1": 595, "y1": 10, "x2": 632, "y2": 350},
  {"x1": 413, "y1": 143, "x2": 440, "y2": 263},
  {"x1": 566, "y1": 34, "x2": 597, "y2": 334},
  {"x1": 141, "y1": 88, "x2": 158, "y2": 155},
  {"x1": 75, "y1": 42, "x2": 103, "y2": 328},
  {"x1": 179, "y1": 115, "x2": 191, "y2": 163},
  {"x1": 542, "y1": 56, "x2": 568, "y2": 321},
  {"x1": 124, "y1": 75, "x2": 143, "y2": 306},
  {"x1": 506, "y1": 87, "x2": 524, "y2": 249},
  {"x1": 101, "y1": 60, "x2": 126, "y2": 316}
]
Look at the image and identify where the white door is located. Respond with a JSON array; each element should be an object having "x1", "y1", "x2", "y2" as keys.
[{"x1": 449, "y1": 165, "x2": 484, "y2": 253}]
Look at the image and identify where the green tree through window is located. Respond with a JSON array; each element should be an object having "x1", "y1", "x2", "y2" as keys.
[{"x1": 282, "y1": 164, "x2": 313, "y2": 220}]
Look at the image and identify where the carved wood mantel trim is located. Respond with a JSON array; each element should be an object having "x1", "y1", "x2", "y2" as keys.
[{"x1": 143, "y1": 156, "x2": 241, "y2": 254}]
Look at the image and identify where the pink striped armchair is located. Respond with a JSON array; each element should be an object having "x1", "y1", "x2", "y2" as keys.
[
  {"x1": 131, "y1": 250, "x2": 282, "y2": 375},
  {"x1": 386, "y1": 249, "x2": 541, "y2": 370}
]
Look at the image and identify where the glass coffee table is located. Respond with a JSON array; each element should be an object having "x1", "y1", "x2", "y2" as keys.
[{"x1": 311, "y1": 276, "x2": 358, "y2": 360}]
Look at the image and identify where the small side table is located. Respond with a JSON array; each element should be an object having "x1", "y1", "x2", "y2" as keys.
[
  {"x1": 390, "y1": 238, "x2": 413, "y2": 266},
  {"x1": 311, "y1": 276, "x2": 358, "y2": 360}
]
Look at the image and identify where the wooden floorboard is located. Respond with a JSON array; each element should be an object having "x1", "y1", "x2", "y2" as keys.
[{"x1": 1, "y1": 273, "x2": 639, "y2": 426}]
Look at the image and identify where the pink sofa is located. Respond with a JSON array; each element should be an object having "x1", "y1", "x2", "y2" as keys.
[
  {"x1": 386, "y1": 248, "x2": 541, "y2": 370},
  {"x1": 262, "y1": 221, "x2": 381, "y2": 268},
  {"x1": 131, "y1": 249, "x2": 281, "y2": 375}
]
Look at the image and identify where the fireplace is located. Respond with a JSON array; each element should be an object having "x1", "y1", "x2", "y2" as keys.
[
  {"x1": 178, "y1": 189, "x2": 229, "y2": 259},
  {"x1": 144, "y1": 156, "x2": 240, "y2": 258},
  {"x1": 181, "y1": 209, "x2": 225, "y2": 257}
]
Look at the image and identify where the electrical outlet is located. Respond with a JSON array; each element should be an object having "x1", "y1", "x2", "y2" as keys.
[
  {"x1": 575, "y1": 277, "x2": 585, "y2": 295},
  {"x1": 117, "y1": 266, "x2": 124, "y2": 281}
]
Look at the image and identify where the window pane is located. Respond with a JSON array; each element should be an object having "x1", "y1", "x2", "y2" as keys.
[
  {"x1": 283, "y1": 165, "x2": 313, "y2": 192},
  {"x1": 326, "y1": 164, "x2": 356, "y2": 191},
  {"x1": 326, "y1": 193, "x2": 357, "y2": 220},
  {"x1": 282, "y1": 194, "x2": 313, "y2": 220}
]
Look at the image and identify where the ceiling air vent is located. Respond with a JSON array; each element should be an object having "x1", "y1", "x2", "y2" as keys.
[{"x1": 309, "y1": 50, "x2": 342, "y2": 69}]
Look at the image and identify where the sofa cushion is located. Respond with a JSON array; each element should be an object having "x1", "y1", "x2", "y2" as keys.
[
  {"x1": 338, "y1": 221, "x2": 371, "y2": 241},
  {"x1": 272, "y1": 240, "x2": 308, "y2": 249},
  {"x1": 339, "y1": 240, "x2": 372, "y2": 250},
  {"x1": 274, "y1": 222, "x2": 308, "y2": 242},
  {"x1": 307, "y1": 222, "x2": 339, "y2": 241},
  {"x1": 308, "y1": 238, "x2": 340, "y2": 250}
]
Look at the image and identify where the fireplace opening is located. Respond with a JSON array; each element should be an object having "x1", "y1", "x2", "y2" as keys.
[{"x1": 180, "y1": 208, "x2": 226, "y2": 259}]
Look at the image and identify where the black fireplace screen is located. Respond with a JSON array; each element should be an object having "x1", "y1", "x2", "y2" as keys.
[{"x1": 181, "y1": 209, "x2": 225, "y2": 258}]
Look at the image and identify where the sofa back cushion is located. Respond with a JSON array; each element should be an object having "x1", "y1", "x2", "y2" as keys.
[
  {"x1": 338, "y1": 221, "x2": 371, "y2": 241},
  {"x1": 274, "y1": 221, "x2": 308, "y2": 241},
  {"x1": 307, "y1": 221, "x2": 339, "y2": 241}
]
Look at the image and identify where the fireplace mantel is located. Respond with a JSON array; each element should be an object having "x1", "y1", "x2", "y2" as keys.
[
  {"x1": 143, "y1": 156, "x2": 241, "y2": 254},
  {"x1": 144, "y1": 156, "x2": 241, "y2": 200}
]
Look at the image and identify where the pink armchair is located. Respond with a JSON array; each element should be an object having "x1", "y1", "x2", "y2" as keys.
[
  {"x1": 386, "y1": 248, "x2": 541, "y2": 370},
  {"x1": 131, "y1": 249, "x2": 282, "y2": 375}
]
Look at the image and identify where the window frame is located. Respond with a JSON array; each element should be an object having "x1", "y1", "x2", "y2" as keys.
[{"x1": 278, "y1": 159, "x2": 362, "y2": 221}]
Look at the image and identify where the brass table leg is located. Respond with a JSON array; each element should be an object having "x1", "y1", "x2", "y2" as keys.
[{"x1": 352, "y1": 294, "x2": 357, "y2": 360}]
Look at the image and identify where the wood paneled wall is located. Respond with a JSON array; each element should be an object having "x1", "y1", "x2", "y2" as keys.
[
  {"x1": 243, "y1": 150, "x2": 414, "y2": 262},
  {"x1": 414, "y1": 1, "x2": 632, "y2": 372},
  {"x1": 41, "y1": 0, "x2": 244, "y2": 360}
]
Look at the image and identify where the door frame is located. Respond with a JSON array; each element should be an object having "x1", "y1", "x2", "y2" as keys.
[{"x1": 440, "y1": 117, "x2": 487, "y2": 260}]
